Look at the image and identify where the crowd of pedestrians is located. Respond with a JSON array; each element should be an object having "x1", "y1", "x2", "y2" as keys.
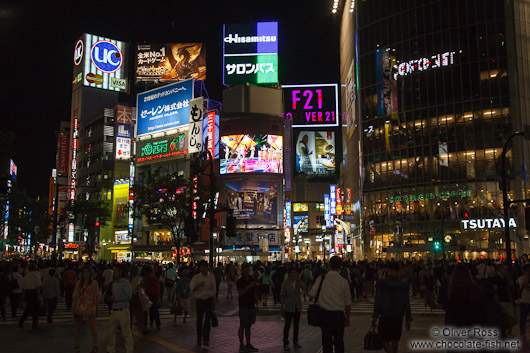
[{"x1": 1, "y1": 255, "x2": 530, "y2": 352}]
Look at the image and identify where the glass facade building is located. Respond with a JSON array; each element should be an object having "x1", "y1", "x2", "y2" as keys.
[{"x1": 340, "y1": 0, "x2": 530, "y2": 259}]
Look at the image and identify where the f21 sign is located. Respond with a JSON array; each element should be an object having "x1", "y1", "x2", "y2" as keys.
[{"x1": 283, "y1": 84, "x2": 339, "y2": 128}]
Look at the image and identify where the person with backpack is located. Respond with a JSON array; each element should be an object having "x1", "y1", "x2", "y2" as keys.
[
  {"x1": 9, "y1": 264, "x2": 23, "y2": 318},
  {"x1": 301, "y1": 264, "x2": 313, "y2": 302}
]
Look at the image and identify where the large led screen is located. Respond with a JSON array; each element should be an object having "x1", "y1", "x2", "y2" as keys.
[
  {"x1": 220, "y1": 134, "x2": 283, "y2": 174},
  {"x1": 226, "y1": 180, "x2": 278, "y2": 226},
  {"x1": 295, "y1": 131, "x2": 335, "y2": 178},
  {"x1": 293, "y1": 215, "x2": 309, "y2": 233},
  {"x1": 135, "y1": 43, "x2": 206, "y2": 83}
]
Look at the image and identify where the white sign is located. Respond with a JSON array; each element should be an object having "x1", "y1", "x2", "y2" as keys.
[
  {"x1": 393, "y1": 51, "x2": 459, "y2": 79},
  {"x1": 111, "y1": 77, "x2": 127, "y2": 90},
  {"x1": 439, "y1": 142, "x2": 448, "y2": 167},
  {"x1": 116, "y1": 137, "x2": 131, "y2": 160},
  {"x1": 188, "y1": 97, "x2": 203, "y2": 154},
  {"x1": 462, "y1": 218, "x2": 517, "y2": 230}
]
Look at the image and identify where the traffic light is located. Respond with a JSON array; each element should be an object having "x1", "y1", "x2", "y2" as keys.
[
  {"x1": 434, "y1": 240, "x2": 441, "y2": 250},
  {"x1": 226, "y1": 212, "x2": 236, "y2": 237},
  {"x1": 95, "y1": 221, "x2": 100, "y2": 227}
]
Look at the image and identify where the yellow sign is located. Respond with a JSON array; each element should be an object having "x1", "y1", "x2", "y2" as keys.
[{"x1": 293, "y1": 203, "x2": 308, "y2": 212}]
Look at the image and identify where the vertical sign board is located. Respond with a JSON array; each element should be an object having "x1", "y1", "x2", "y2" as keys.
[
  {"x1": 223, "y1": 22, "x2": 278, "y2": 85},
  {"x1": 70, "y1": 114, "x2": 79, "y2": 201},
  {"x1": 136, "y1": 78, "x2": 194, "y2": 137},
  {"x1": 324, "y1": 194, "x2": 331, "y2": 228},
  {"x1": 116, "y1": 123, "x2": 131, "y2": 160},
  {"x1": 336, "y1": 187, "x2": 343, "y2": 215},
  {"x1": 345, "y1": 188, "x2": 352, "y2": 215},
  {"x1": 284, "y1": 118, "x2": 292, "y2": 191},
  {"x1": 72, "y1": 34, "x2": 128, "y2": 93},
  {"x1": 57, "y1": 133, "x2": 69, "y2": 176},
  {"x1": 330, "y1": 185, "x2": 336, "y2": 215},
  {"x1": 286, "y1": 200, "x2": 292, "y2": 229},
  {"x1": 188, "y1": 97, "x2": 204, "y2": 154},
  {"x1": 202, "y1": 112, "x2": 219, "y2": 159}
]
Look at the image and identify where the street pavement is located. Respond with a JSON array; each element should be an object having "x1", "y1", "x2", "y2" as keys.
[{"x1": 0, "y1": 283, "x2": 526, "y2": 353}]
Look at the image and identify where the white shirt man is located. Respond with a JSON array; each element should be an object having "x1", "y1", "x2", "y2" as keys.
[
  {"x1": 310, "y1": 269, "x2": 352, "y2": 312},
  {"x1": 190, "y1": 269, "x2": 216, "y2": 300},
  {"x1": 22, "y1": 270, "x2": 42, "y2": 290}
]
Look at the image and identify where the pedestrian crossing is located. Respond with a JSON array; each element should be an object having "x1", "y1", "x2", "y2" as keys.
[
  {"x1": 0, "y1": 299, "x2": 176, "y2": 326},
  {"x1": 255, "y1": 297, "x2": 445, "y2": 316}
]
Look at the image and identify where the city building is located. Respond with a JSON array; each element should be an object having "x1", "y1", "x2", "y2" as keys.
[{"x1": 338, "y1": 0, "x2": 530, "y2": 260}]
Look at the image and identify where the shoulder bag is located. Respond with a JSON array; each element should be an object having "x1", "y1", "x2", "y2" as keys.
[
  {"x1": 364, "y1": 323, "x2": 383, "y2": 350},
  {"x1": 307, "y1": 274, "x2": 326, "y2": 326}
]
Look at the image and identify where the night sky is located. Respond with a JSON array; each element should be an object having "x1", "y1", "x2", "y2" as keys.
[{"x1": 1, "y1": 0, "x2": 339, "y2": 197}]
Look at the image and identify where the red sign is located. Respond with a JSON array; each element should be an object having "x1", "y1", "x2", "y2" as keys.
[
  {"x1": 206, "y1": 112, "x2": 215, "y2": 159},
  {"x1": 336, "y1": 187, "x2": 343, "y2": 215},
  {"x1": 345, "y1": 188, "x2": 352, "y2": 215},
  {"x1": 57, "y1": 133, "x2": 69, "y2": 176},
  {"x1": 117, "y1": 106, "x2": 132, "y2": 124}
]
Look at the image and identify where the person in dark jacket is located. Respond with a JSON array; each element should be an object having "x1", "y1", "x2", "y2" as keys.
[
  {"x1": 444, "y1": 264, "x2": 487, "y2": 327},
  {"x1": 144, "y1": 266, "x2": 161, "y2": 330},
  {"x1": 372, "y1": 262, "x2": 412, "y2": 353}
]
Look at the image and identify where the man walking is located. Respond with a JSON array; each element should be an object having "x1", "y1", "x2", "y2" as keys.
[
  {"x1": 18, "y1": 263, "x2": 42, "y2": 330},
  {"x1": 281, "y1": 267, "x2": 306, "y2": 351},
  {"x1": 237, "y1": 263, "x2": 260, "y2": 352},
  {"x1": 213, "y1": 262, "x2": 224, "y2": 299},
  {"x1": 42, "y1": 268, "x2": 60, "y2": 323},
  {"x1": 106, "y1": 264, "x2": 133, "y2": 353},
  {"x1": 310, "y1": 256, "x2": 351, "y2": 353},
  {"x1": 63, "y1": 263, "x2": 77, "y2": 310},
  {"x1": 190, "y1": 260, "x2": 216, "y2": 347},
  {"x1": 9, "y1": 265, "x2": 23, "y2": 318},
  {"x1": 372, "y1": 262, "x2": 412, "y2": 353}
]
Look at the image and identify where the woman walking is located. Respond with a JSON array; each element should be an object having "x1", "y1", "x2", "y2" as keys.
[
  {"x1": 260, "y1": 267, "x2": 273, "y2": 306},
  {"x1": 73, "y1": 266, "x2": 101, "y2": 353}
]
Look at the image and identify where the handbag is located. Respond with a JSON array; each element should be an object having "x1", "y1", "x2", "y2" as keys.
[
  {"x1": 139, "y1": 288, "x2": 152, "y2": 311},
  {"x1": 211, "y1": 311, "x2": 218, "y2": 327},
  {"x1": 364, "y1": 323, "x2": 383, "y2": 350},
  {"x1": 307, "y1": 274, "x2": 326, "y2": 327}
]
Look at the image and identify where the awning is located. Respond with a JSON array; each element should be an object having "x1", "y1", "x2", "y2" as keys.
[
  {"x1": 132, "y1": 245, "x2": 174, "y2": 252},
  {"x1": 107, "y1": 246, "x2": 131, "y2": 253}
]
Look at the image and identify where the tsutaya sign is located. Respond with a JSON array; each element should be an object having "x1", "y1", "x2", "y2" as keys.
[
  {"x1": 393, "y1": 51, "x2": 460, "y2": 80},
  {"x1": 462, "y1": 218, "x2": 517, "y2": 230}
]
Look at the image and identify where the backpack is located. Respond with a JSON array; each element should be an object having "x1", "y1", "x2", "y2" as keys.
[
  {"x1": 340, "y1": 267, "x2": 349, "y2": 281},
  {"x1": 10, "y1": 276, "x2": 19, "y2": 291}
]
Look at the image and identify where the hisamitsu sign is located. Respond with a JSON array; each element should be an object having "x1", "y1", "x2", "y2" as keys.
[{"x1": 136, "y1": 79, "x2": 194, "y2": 136}]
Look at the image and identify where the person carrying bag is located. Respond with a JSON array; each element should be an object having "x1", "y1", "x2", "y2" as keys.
[{"x1": 307, "y1": 274, "x2": 325, "y2": 326}]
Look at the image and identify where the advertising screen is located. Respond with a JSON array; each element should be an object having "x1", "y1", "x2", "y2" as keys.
[
  {"x1": 293, "y1": 215, "x2": 309, "y2": 233},
  {"x1": 72, "y1": 33, "x2": 128, "y2": 92},
  {"x1": 135, "y1": 43, "x2": 205, "y2": 83},
  {"x1": 283, "y1": 84, "x2": 339, "y2": 128},
  {"x1": 226, "y1": 180, "x2": 278, "y2": 226},
  {"x1": 220, "y1": 134, "x2": 283, "y2": 174},
  {"x1": 203, "y1": 112, "x2": 220, "y2": 159},
  {"x1": 295, "y1": 131, "x2": 335, "y2": 178},
  {"x1": 113, "y1": 181, "x2": 129, "y2": 228},
  {"x1": 136, "y1": 78, "x2": 194, "y2": 136},
  {"x1": 136, "y1": 133, "x2": 187, "y2": 165},
  {"x1": 223, "y1": 22, "x2": 278, "y2": 85},
  {"x1": 293, "y1": 203, "x2": 308, "y2": 212}
]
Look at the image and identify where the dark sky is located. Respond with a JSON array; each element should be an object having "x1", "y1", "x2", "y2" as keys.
[{"x1": 1, "y1": 0, "x2": 339, "y2": 197}]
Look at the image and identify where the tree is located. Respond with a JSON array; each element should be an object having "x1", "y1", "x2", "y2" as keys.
[
  {"x1": 134, "y1": 168, "x2": 209, "y2": 265},
  {"x1": 66, "y1": 199, "x2": 111, "y2": 259}
]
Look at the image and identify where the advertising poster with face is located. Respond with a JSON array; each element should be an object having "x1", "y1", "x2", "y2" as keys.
[
  {"x1": 295, "y1": 131, "x2": 335, "y2": 178},
  {"x1": 226, "y1": 180, "x2": 278, "y2": 226},
  {"x1": 220, "y1": 134, "x2": 283, "y2": 174}
]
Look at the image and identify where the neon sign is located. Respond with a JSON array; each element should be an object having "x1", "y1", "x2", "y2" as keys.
[
  {"x1": 393, "y1": 51, "x2": 460, "y2": 79},
  {"x1": 90, "y1": 40, "x2": 123, "y2": 73},
  {"x1": 462, "y1": 218, "x2": 517, "y2": 230},
  {"x1": 283, "y1": 84, "x2": 339, "y2": 128}
]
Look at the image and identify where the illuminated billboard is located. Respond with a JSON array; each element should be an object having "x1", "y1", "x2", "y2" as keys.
[
  {"x1": 293, "y1": 203, "x2": 308, "y2": 212},
  {"x1": 135, "y1": 43, "x2": 206, "y2": 83},
  {"x1": 220, "y1": 134, "x2": 283, "y2": 174},
  {"x1": 223, "y1": 21, "x2": 278, "y2": 85},
  {"x1": 113, "y1": 180, "x2": 129, "y2": 228},
  {"x1": 136, "y1": 132, "x2": 187, "y2": 165},
  {"x1": 136, "y1": 78, "x2": 194, "y2": 136},
  {"x1": 203, "y1": 112, "x2": 219, "y2": 159},
  {"x1": 293, "y1": 215, "x2": 309, "y2": 233},
  {"x1": 283, "y1": 84, "x2": 339, "y2": 128},
  {"x1": 295, "y1": 131, "x2": 335, "y2": 178},
  {"x1": 226, "y1": 180, "x2": 278, "y2": 226},
  {"x1": 72, "y1": 33, "x2": 128, "y2": 92}
]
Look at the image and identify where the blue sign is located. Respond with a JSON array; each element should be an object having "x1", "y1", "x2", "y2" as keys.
[
  {"x1": 137, "y1": 79, "x2": 194, "y2": 136},
  {"x1": 117, "y1": 123, "x2": 131, "y2": 138},
  {"x1": 330, "y1": 185, "x2": 336, "y2": 215},
  {"x1": 286, "y1": 200, "x2": 291, "y2": 228},
  {"x1": 324, "y1": 194, "x2": 331, "y2": 228},
  {"x1": 90, "y1": 40, "x2": 123, "y2": 73},
  {"x1": 202, "y1": 112, "x2": 220, "y2": 159}
]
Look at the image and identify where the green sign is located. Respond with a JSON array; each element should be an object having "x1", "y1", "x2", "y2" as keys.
[
  {"x1": 136, "y1": 134, "x2": 186, "y2": 164},
  {"x1": 389, "y1": 190, "x2": 471, "y2": 203}
]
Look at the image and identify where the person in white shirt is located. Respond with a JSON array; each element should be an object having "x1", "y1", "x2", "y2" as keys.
[
  {"x1": 9, "y1": 265, "x2": 23, "y2": 318},
  {"x1": 190, "y1": 260, "x2": 216, "y2": 347},
  {"x1": 42, "y1": 268, "x2": 60, "y2": 323},
  {"x1": 310, "y1": 256, "x2": 352, "y2": 353},
  {"x1": 102, "y1": 265, "x2": 114, "y2": 294},
  {"x1": 18, "y1": 263, "x2": 42, "y2": 329}
]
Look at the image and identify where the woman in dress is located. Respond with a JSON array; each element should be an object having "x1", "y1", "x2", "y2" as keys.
[{"x1": 73, "y1": 266, "x2": 101, "y2": 353}]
